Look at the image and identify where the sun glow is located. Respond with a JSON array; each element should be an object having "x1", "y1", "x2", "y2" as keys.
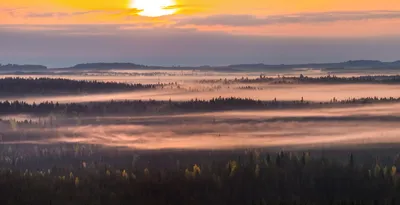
[{"x1": 130, "y1": 0, "x2": 177, "y2": 17}]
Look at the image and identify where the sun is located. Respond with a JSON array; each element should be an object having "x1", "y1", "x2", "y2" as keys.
[{"x1": 130, "y1": 0, "x2": 177, "y2": 17}]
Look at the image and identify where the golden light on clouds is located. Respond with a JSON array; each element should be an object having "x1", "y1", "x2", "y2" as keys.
[
  {"x1": 129, "y1": 0, "x2": 177, "y2": 17},
  {"x1": 2, "y1": 0, "x2": 400, "y2": 37}
]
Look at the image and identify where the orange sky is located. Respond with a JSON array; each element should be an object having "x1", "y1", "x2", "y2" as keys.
[
  {"x1": 2, "y1": 0, "x2": 400, "y2": 66},
  {"x1": 2, "y1": 0, "x2": 400, "y2": 37},
  {"x1": 3, "y1": 0, "x2": 400, "y2": 13}
]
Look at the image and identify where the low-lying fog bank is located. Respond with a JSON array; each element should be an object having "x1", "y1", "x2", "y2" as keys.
[
  {"x1": 3, "y1": 84, "x2": 400, "y2": 103},
  {"x1": 2, "y1": 72, "x2": 400, "y2": 151},
  {"x1": 1, "y1": 102, "x2": 400, "y2": 150}
]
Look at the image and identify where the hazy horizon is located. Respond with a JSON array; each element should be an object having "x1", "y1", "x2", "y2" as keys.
[
  {"x1": 2, "y1": 34, "x2": 400, "y2": 68},
  {"x1": 3, "y1": 58, "x2": 400, "y2": 69},
  {"x1": 2, "y1": 0, "x2": 400, "y2": 67}
]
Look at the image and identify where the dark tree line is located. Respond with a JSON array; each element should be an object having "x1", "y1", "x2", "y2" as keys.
[
  {"x1": 278, "y1": 75, "x2": 400, "y2": 84},
  {"x1": 0, "y1": 77, "x2": 166, "y2": 96},
  {"x1": 0, "y1": 96, "x2": 400, "y2": 116},
  {"x1": 0, "y1": 97, "x2": 269, "y2": 116},
  {"x1": 199, "y1": 75, "x2": 400, "y2": 85}
]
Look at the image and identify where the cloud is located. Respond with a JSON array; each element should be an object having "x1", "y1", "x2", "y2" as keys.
[
  {"x1": 163, "y1": 4, "x2": 191, "y2": 10},
  {"x1": 25, "y1": 10, "x2": 104, "y2": 18},
  {"x1": 2, "y1": 7, "x2": 144, "y2": 22},
  {"x1": 177, "y1": 10, "x2": 400, "y2": 26},
  {"x1": 0, "y1": 24, "x2": 195, "y2": 36},
  {"x1": 2, "y1": 4, "x2": 201, "y2": 23},
  {"x1": 1, "y1": 7, "x2": 29, "y2": 17},
  {"x1": 0, "y1": 7, "x2": 25, "y2": 12},
  {"x1": 162, "y1": 4, "x2": 206, "y2": 14},
  {"x1": 18, "y1": 8, "x2": 143, "y2": 19}
]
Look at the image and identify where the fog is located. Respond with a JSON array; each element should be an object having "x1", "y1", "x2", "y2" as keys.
[
  {"x1": 2, "y1": 102, "x2": 400, "y2": 150},
  {"x1": 3, "y1": 68, "x2": 400, "y2": 84},
  {"x1": 3, "y1": 71, "x2": 400, "y2": 103},
  {"x1": 3, "y1": 84, "x2": 400, "y2": 103},
  {"x1": 2, "y1": 71, "x2": 400, "y2": 150}
]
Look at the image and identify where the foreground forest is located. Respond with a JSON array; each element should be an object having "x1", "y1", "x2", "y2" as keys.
[{"x1": 1, "y1": 146, "x2": 400, "y2": 205}]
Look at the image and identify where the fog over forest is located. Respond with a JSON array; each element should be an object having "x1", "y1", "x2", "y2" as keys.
[
  {"x1": 2, "y1": 66, "x2": 400, "y2": 204},
  {"x1": 1, "y1": 69, "x2": 400, "y2": 150},
  {"x1": 4, "y1": 0, "x2": 400, "y2": 203}
]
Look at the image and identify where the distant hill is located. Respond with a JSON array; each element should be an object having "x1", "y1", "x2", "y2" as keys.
[
  {"x1": 70, "y1": 63, "x2": 148, "y2": 70},
  {"x1": 2, "y1": 60, "x2": 400, "y2": 72},
  {"x1": 66, "y1": 60, "x2": 400, "y2": 71},
  {"x1": 0, "y1": 64, "x2": 48, "y2": 71},
  {"x1": 227, "y1": 60, "x2": 400, "y2": 71}
]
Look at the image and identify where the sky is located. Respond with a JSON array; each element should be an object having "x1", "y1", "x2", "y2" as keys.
[{"x1": 1, "y1": 0, "x2": 400, "y2": 67}]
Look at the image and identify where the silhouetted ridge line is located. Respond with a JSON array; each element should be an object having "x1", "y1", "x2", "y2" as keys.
[
  {"x1": 2, "y1": 60, "x2": 400, "y2": 71},
  {"x1": 67, "y1": 63, "x2": 186, "y2": 70},
  {"x1": 228, "y1": 60, "x2": 400, "y2": 70},
  {"x1": 66, "y1": 60, "x2": 400, "y2": 71},
  {"x1": 0, "y1": 64, "x2": 47, "y2": 71},
  {"x1": 70, "y1": 63, "x2": 146, "y2": 69},
  {"x1": 67, "y1": 60, "x2": 400, "y2": 70}
]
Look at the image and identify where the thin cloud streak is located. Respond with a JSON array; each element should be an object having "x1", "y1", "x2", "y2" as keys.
[
  {"x1": 177, "y1": 10, "x2": 400, "y2": 26},
  {"x1": 25, "y1": 10, "x2": 105, "y2": 18},
  {"x1": 7, "y1": 8, "x2": 143, "y2": 19}
]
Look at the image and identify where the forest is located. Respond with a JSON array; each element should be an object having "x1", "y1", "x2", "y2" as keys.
[
  {"x1": 198, "y1": 75, "x2": 400, "y2": 85},
  {"x1": 0, "y1": 77, "x2": 165, "y2": 96},
  {"x1": 1, "y1": 75, "x2": 400, "y2": 204},
  {"x1": 0, "y1": 96, "x2": 399, "y2": 116},
  {"x1": 0, "y1": 145, "x2": 400, "y2": 205}
]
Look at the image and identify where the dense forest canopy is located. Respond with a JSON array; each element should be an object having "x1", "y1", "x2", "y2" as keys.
[
  {"x1": 0, "y1": 147, "x2": 400, "y2": 205},
  {"x1": 0, "y1": 96, "x2": 399, "y2": 116},
  {"x1": 0, "y1": 77, "x2": 164, "y2": 96},
  {"x1": 199, "y1": 74, "x2": 400, "y2": 84}
]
